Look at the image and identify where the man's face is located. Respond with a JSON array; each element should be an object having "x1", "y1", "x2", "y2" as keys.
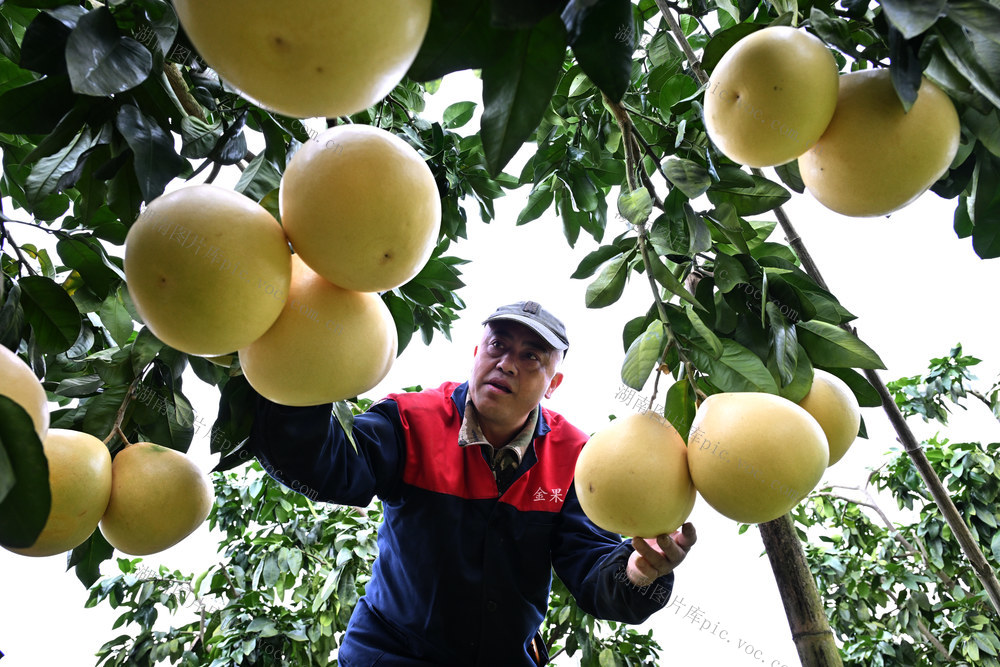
[{"x1": 469, "y1": 322, "x2": 564, "y2": 432}]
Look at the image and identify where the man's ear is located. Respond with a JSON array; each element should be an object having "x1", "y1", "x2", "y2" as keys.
[{"x1": 544, "y1": 372, "x2": 564, "y2": 399}]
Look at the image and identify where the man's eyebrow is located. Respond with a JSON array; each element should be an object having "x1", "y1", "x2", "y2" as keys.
[{"x1": 488, "y1": 326, "x2": 550, "y2": 353}]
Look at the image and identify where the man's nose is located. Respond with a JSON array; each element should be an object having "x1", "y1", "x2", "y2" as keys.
[{"x1": 495, "y1": 352, "x2": 517, "y2": 374}]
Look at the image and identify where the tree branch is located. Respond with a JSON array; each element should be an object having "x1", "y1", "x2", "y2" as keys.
[
  {"x1": 654, "y1": 0, "x2": 709, "y2": 85},
  {"x1": 163, "y1": 64, "x2": 207, "y2": 123},
  {"x1": 0, "y1": 221, "x2": 38, "y2": 277}
]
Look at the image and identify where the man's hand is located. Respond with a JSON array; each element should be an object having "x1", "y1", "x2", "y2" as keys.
[{"x1": 625, "y1": 522, "x2": 697, "y2": 587}]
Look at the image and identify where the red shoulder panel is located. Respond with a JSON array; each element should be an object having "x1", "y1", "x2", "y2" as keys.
[
  {"x1": 500, "y1": 407, "x2": 588, "y2": 513},
  {"x1": 390, "y1": 383, "x2": 498, "y2": 500}
]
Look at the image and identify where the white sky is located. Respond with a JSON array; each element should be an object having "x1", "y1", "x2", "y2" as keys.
[{"x1": 2, "y1": 72, "x2": 999, "y2": 666}]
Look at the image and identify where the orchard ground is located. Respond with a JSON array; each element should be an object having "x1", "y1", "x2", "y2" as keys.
[{"x1": 1, "y1": 73, "x2": 998, "y2": 665}]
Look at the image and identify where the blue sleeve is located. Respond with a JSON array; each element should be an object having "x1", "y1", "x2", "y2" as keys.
[
  {"x1": 550, "y1": 484, "x2": 673, "y2": 624},
  {"x1": 247, "y1": 396, "x2": 406, "y2": 506}
]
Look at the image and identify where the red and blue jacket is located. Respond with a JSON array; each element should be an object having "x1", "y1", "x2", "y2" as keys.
[{"x1": 249, "y1": 381, "x2": 673, "y2": 666}]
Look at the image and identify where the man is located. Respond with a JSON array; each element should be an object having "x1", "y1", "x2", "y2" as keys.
[{"x1": 249, "y1": 300, "x2": 696, "y2": 666}]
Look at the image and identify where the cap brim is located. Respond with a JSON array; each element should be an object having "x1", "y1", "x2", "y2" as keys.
[{"x1": 482, "y1": 314, "x2": 569, "y2": 351}]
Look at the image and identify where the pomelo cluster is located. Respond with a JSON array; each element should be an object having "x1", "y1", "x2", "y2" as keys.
[
  {"x1": 573, "y1": 370, "x2": 861, "y2": 535},
  {"x1": 125, "y1": 124, "x2": 439, "y2": 406},
  {"x1": 704, "y1": 26, "x2": 960, "y2": 217},
  {"x1": 0, "y1": 352, "x2": 212, "y2": 557}
]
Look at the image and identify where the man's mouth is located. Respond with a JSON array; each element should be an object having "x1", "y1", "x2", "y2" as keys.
[{"x1": 486, "y1": 379, "x2": 512, "y2": 393}]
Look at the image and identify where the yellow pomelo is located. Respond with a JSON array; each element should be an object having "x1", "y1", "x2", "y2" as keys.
[
  {"x1": 99, "y1": 442, "x2": 213, "y2": 556},
  {"x1": 0, "y1": 345, "x2": 49, "y2": 439},
  {"x1": 173, "y1": 0, "x2": 432, "y2": 119},
  {"x1": 799, "y1": 70, "x2": 960, "y2": 217},
  {"x1": 4, "y1": 429, "x2": 111, "y2": 557},
  {"x1": 239, "y1": 255, "x2": 398, "y2": 407},
  {"x1": 280, "y1": 125, "x2": 441, "y2": 293},
  {"x1": 703, "y1": 26, "x2": 839, "y2": 167},
  {"x1": 574, "y1": 412, "x2": 696, "y2": 538},
  {"x1": 687, "y1": 393, "x2": 829, "y2": 524},
  {"x1": 798, "y1": 370, "x2": 861, "y2": 466},
  {"x1": 124, "y1": 184, "x2": 292, "y2": 356}
]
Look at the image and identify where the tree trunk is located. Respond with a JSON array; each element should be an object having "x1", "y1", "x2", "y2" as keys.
[{"x1": 758, "y1": 514, "x2": 844, "y2": 667}]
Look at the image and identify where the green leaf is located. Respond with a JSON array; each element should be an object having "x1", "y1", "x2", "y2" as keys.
[
  {"x1": 808, "y1": 7, "x2": 854, "y2": 53},
  {"x1": 969, "y1": 153, "x2": 1000, "y2": 259},
  {"x1": 0, "y1": 415, "x2": 15, "y2": 503},
  {"x1": 443, "y1": 101, "x2": 477, "y2": 129},
  {"x1": 383, "y1": 292, "x2": 415, "y2": 356},
  {"x1": 0, "y1": 74, "x2": 76, "y2": 135},
  {"x1": 935, "y1": 19, "x2": 1000, "y2": 109},
  {"x1": 491, "y1": 0, "x2": 564, "y2": 29},
  {"x1": 82, "y1": 384, "x2": 130, "y2": 441},
  {"x1": 6, "y1": 0, "x2": 79, "y2": 7},
  {"x1": 701, "y1": 22, "x2": 760, "y2": 73},
  {"x1": 481, "y1": 14, "x2": 567, "y2": 176},
  {"x1": 407, "y1": 0, "x2": 505, "y2": 82},
  {"x1": 54, "y1": 374, "x2": 105, "y2": 398},
  {"x1": 888, "y1": 27, "x2": 923, "y2": 112},
  {"x1": 561, "y1": 0, "x2": 634, "y2": 102},
  {"x1": 664, "y1": 379, "x2": 697, "y2": 440},
  {"x1": 0, "y1": 13, "x2": 20, "y2": 63},
  {"x1": 24, "y1": 125, "x2": 101, "y2": 208},
  {"x1": 688, "y1": 338, "x2": 779, "y2": 394},
  {"x1": 796, "y1": 320, "x2": 886, "y2": 369},
  {"x1": 707, "y1": 174, "x2": 791, "y2": 217},
  {"x1": 713, "y1": 252, "x2": 749, "y2": 293},
  {"x1": 571, "y1": 243, "x2": 628, "y2": 280},
  {"x1": 992, "y1": 528, "x2": 1000, "y2": 562},
  {"x1": 659, "y1": 72, "x2": 699, "y2": 109},
  {"x1": 517, "y1": 185, "x2": 554, "y2": 225},
  {"x1": 767, "y1": 302, "x2": 797, "y2": 385},
  {"x1": 617, "y1": 187, "x2": 652, "y2": 227},
  {"x1": 0, "y1": 396, "x2": 50, "y2": 549},
  {"x1": 621, "y1": 319, "x2": 665, "y2": 390},
  {"x1": 879, "y1": 0, "x2": 947, "y2": 39},
  {"x1": 686, "y1": 303, "x2": 723, "y2": 358},
  {"x1": 646, "y1": 251, "x2": 699, "y2": 307},
  {"x1": 663, "y1": 158, "x2": 711, "y2": 199},
  {"x1": 179, "y1": 116, "x2": 222, "y2": 159},
  {"x1": 115, "y1": 104, "x2": 188, "y2": 202},
  {"x1": 685, "y1": 205, "x2": 712, "y2": 254},
  {"x1": 19, "y1": 275, "x2": 83, "y2": 354},
  {"x1": 772, "y1": 343, "x2": 813, "y2": 403},
  {"x1": 19, "y1": 9, "x2": 74, "y2": 76},
  {"x1": 65, "y1": 7, "x2": 153, "y2": 96},
  {"x1": 947, "y1": 1, "x2": 1000, "y2": 47},
  {"x1": 67, "y1": 530, "x2": 113, "y2": 588},
  {"x1": 773, "y1": 160, "x2": 804, "y2": 194},
  {"x1": 585, "y1": 254, "x2": 629, "y2": 308},
  {"x1": 332, "y1": 401, "x2": 358, "y2": 455},
  {"x1": 56, "y1": 237, "x2": 125, "y2": 300},
  {"x1": 569, "y1": 168, "x2": 599, "y2": 212},
  {"x1": 20, "y1": 99, "x2": 92, "y2": 165},
  {"x1": 234, "y1": 152, "x2": 282, "y2": 204},
  {"x1": 822, "y1": 367, "x2": 883, "y2": 408},
  {"x1": 98, "y1": 291, "x2": 134, "y2": 349},
  {"x1": 709, "y1": 204, "x2": 752, "y2": 256}
]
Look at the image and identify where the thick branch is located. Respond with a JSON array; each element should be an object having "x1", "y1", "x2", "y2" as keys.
[
  {"x1": 654, "y1": 0, "x2": 709, "y2": 85},
  {"x1": 163, "y1": 63, "x2": 207, "y2": 123}
]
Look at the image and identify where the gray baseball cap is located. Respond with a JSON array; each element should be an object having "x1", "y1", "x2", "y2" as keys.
[{"x1": 482, "y1": 301, "x2": 569, "y2": 352}]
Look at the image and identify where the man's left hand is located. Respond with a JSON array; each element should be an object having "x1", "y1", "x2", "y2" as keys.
[{"x1": 625, "y1": 522, "x2": 697, "y2": 587}]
